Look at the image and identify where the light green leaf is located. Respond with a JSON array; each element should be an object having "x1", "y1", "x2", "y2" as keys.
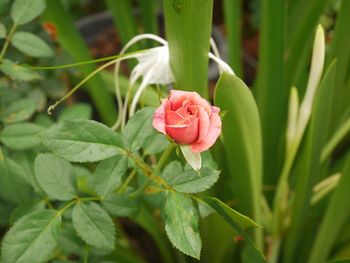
[
  {"x1": 9, "y1": 200, "x2": 45, "y2": 224},
  {"x1": 58, "y1": 224, "x2": 84, "y2": 256},
  {"x1": 102, "y1": 191, "x2": 139, "y2": 217},
  {"x1": 143, "y1": 133, "x2": 170, "y2": 155},
  {"x1": 72, "y1": 202, "x2": 115, "y2": 250},
  {"x1": 41, "y1": 119, "x2": 124, "y2": 163},
  {"x1": 180, "y1": 145, "x2": 201, "y2": 171},
  {"x1": 123, "y1": 107, "x2": 155, "y2": 152},
  {"x1": 214, "y1": 72, "x2": 262, "y2": 245},
  {"x1": 1, "y1": 209, "x2": 61, "y2": 263},
  {"x1": 328, "y1": 259, "x2": 350, "y2": 263},
  {"x1": 164, "y1": 191, "x2": 201, "y2": 259},
  {"x1": 0, "y1": 59, "x2": 41, "y2": 81},
  {"x1": 11, "y1": 0, "x2": 46, "y2": 25},
  {"x1": 58, "y1": 103, "x2": 92, "y2": 121},
  {"x1": 34, "y1": 153, "x2": 76, "y2": 201},
  {"x1": 0, "y1": 98, "x2": 36, "y2": 124},
  {"x1": 11, "y1": 32, "x2": 53, "y2": 57},
  {"x1": 0, "y1": 23, "x2": 6, "y2": 38},
  {"x1": 0, "y1": 157, "x2": 32, "y2": 204},
  {"x1": 0, "y1": 122, "x2": 45, "y2": 150},
  {"x1": 162, "y1": 161, "x2": 219, "y2": 193},
  {"x1": 90, "y1": 155, "x2": 128, "y2": 197}
]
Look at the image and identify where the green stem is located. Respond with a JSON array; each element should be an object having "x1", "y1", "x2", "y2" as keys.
[
  {"x1": 0, "y1": 24, "x2": 17, "y2": 62},
  {"x1": 83, "y1": 244, "x2": 90, "y2": 263},
  {"x1": 118, "y1": 170, "x2": 137, "y2": 194},
  {"x1": 154, "y1": 143, "x2": 176, "y2": 174}
]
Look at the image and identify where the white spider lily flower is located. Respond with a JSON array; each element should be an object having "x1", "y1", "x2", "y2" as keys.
[{"x1": 111, "y1": 33, "x2": 234, "y2": 130}]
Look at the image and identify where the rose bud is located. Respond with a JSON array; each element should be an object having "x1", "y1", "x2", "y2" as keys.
[{"x1": 153, "y1": 90, "x2": 222, "y2": 153}]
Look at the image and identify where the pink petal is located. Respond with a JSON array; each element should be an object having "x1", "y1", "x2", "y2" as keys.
[
  {"x1": 166, "y1": 118, "x2": 199, "y2": 144},
  {"x1": 169, "y1": 90, "x2": 211, "y2": 114},
  {"x1": 191, "y1": 110, "x2": 222, "y2": 153},
  {"x1": 153, "y1": 99, "x2": 170, "y2": 134},
  {"x1": 196, "y1": 106, "x2": 210, "y2": 142},
  {"x1": 165, "y1": 110, "x2": 189, "y2": 126}
]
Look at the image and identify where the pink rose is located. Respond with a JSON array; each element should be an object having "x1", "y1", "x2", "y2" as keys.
[{"x1": 153, "y1": 90, "x2": 222, "y2": 153}]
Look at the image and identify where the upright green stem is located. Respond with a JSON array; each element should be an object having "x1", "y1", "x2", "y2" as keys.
[
  {"x1": 154, "y1": 143, "x2": 176, "y2": 174},
  {"x1": 0, "y1": 24, "x2": 17, "y2": 62}
]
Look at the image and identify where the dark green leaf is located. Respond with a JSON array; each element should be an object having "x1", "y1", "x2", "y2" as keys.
[
  {"x1": 90, "y1": 155, "x2": 128, "y2": 197},
  {"x1": 0, "y1": 98, "x2": 36, "y2": 124},
  {"x1": 1, "y1": 210, "x2": 61, "y2": 263},
  {"x1": 58, "y1": 103, "x2": 92, "y2": 121},
  {"x1": 164, "y1": 191, "x2": 201, "y2": 259},
  {"x1": 41, "y1": 119, "x2": 124, "y2": 162},
  {"x1": 0, "y1": 122, "x2": 45, "y2": 150},
  {"x1": 11, "y1": 0, "x2": 46, "y2": 25},
  {"x1": 58, "y1": 224, "x2": 84, "y2": 255},
  {"x1": 0, "y1": 59, "x2": 41, "y2": 81},
  {"x1": 102, "y1": 191, "x2": 139, "y2": 217},
  {"x1": 11, "y1": 32, "x2": 53, "y2": 57},
  {"x1": 0, "y1": 157, "x2": 32, "y2": 204},
  {"x1": 143, "y1": 133, "x2": 169, "y2": 155},
  {"x1": 72, "y1": 202, "x2": 115, "y2": 250},
  {"x1": 162, "y1": 161, "x2": 220, "y2": 193},
  {"x1": 123, "y1": 107, "x2": 155, "y2": 152},
  {"x1": 34, "y1": 153, "x2": 76, "y2": 201},
  {"x1": 9, "y1": 200, "x2": 45, "y2": 224}
]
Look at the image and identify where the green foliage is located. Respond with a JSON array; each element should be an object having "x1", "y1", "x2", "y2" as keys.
[
  {"x1": 72, "y1": 202, "x2": 115, "y2": 250},
  {"x1": 123, "y1": 107, "x2": 156, "y2": 152},
  {"x1": 58, "y1": 103, "x2": 92, "y2": 121},
  {"x1": 0, "y1": 59, "x2": 41, "y2": 81},
  {"x1": 11, "y1": 32, "x2": 53, "y2": 57},
  {"x1": 1, "y1": 210, "x2": 61, "y2": 263},
  {"x1": 162, "y1": 161, "x2": 220, "y2": 193},
  {"x1": 0, "y1": 98, "x2": 36, "y2": 124},
  {"x1": 34, "y1": 154, "x2": 77, "y2": 201},
  {"x1": 90, "y1": 155, "x2": 128, "y2": 197},
  {"x1": 11, "y1": 0, "x2": 46, "y2": 25},
  {"x1": 0, "y1": 23, "x2": 6, "y2": 38},
  {"x1": 0, "y1": 123, "x2": 45, "y2": 150},
  {"x1": 41, "y1": 119, "x2": 124, "y2": 162},
  {"x1": 102, "y1": 190, "x2": 139, "y2": 217},
  {"x1": 164, "y1": 191, "x2": 201, "y2": 259}
]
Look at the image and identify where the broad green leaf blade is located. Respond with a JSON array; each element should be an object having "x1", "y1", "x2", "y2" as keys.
[
  {"x1": 11, "y1": 0, "x2": 46, "y2": 25},
  {"x1": 284, "y1": 61, "x2": 337, "y2": 263},
  {"x1": 0, "y1": 123, "x2": 45, "y2": 150},
  {"x1": 214, "y1": 72, "x2": 262, "y2": 245},
  {"x1": 139, "y1": 0, "x2": 159, "y2": 46},
  {"x1": 202, "y1": 197, "x2": 265, "y2": 262},
  {"x1": 34, "y1": 153, "x2": 76, "y2": 201},
  {"x1": 43, "y1": 1, "x2": 116, "y2": 125},
  {"x1": 255, "y1": 0, "x2": 286, "y2": 188},
  {"x1": 123, "y1": 107, "x2": 155, "y2": 152},
  {"x1": 58, "y1": 103, "x2": 92, "y2": 121},
  {"x1": 1, "y1": 210, "x2": 61, "y2": 263},
  {"x1": 164, "y1": 191, "x2": 201, "y2": 259},
  {"x1": 162, "y1": 161, "x2": 219, "y2": 193},
  {"x1": 223, "y1": 0, "x2": 242, "y2": 76},
  {"x1": 0, "y1": 59, "x2": 41, "y2": 81},
  {"x1": 9, "y1": 200, "x2": 45, "y2": 224},
  {"x1": 143, "y1": 133, "x2": 170, "y2": 155},
  {"x1": 164, "y1": 0, "x2": 213, "y2": 97},
  {"x1": 309, "y1": 153, "x2": 350, "y2": 263},
  {"x1": 11, "y1": 32, "x2": 53, "y2": 57},
  {"x1": 0, "y1": 98, "x2": 36, "y2": 124},
  {"x1": 180, "y1": 145, "x2": 201, "y2": 171},
  {"x1": 41, "y1": 119, "x2": 124, "y2": 162},
  {"x1": 0, "y1": 23, "x2": 6, "y2": 38},
  {"x1": 0, "y1": 157, "x2": 32, "y2": 204},
  {"x1": 72, "y1": 202, "x2": 115, "y2": 250},
  {"x1": 102, "y1": 191, "x2": 139, "y2": 217},
  {"x1": 90, "y1": 155, "x2": 128, "y2": 197}
]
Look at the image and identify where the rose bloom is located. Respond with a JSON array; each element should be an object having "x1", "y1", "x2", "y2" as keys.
[{"x1": 153, "y1": 90, "x2": 222, "y2": 153}]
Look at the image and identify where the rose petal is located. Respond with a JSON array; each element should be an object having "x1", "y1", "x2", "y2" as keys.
[
  {"x1": 153, "y1": 99, "x2": 170, "y2": 134},
  {"x1": 196, "y1": 106, "x2": 210, "y2": 142},
  {"x1": 169, "y1": 90, "x2": 211, "y2": 114},
  {"x1": 166, "y1": 117, "x2": 199, "y2": 144},
  {"x1": 191, "y1": 110, "x2": 221, "y2": 153},
  {"x1": 165, "y1": 110, "x2": 189, "y2": 126}
]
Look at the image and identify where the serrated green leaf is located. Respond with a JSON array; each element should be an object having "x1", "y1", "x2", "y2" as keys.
[
  {"x1": 102, "y1": 190, "x2": 139, "y2": 217},
  {"x1": 0, "y1": 157, "x2": 32, "y2": 204},
  {"x1": 0, "y1": 98, "x2": 36, "y2": 124},
  {"x1": 123, "y1": 107, "x2": 155, "y2": 152},
  {"x1": 58, "y1": 224, "x2": 85, "y2": 256},
  {"x1": 34, "y1": 153, "x2": 76, "y2": 201},
  {"x1": 90, "y1": 155, "x2": 128, "y2": 197},
  {"x1": 0, "y1": 23, "x2": 6, "y2": 38},
  {"x1": 164, "y1": 191, "x2": 201, "y2": 259},
  {"x1": 162, "y1": 161, "x2": 220, "y2": 193},
  {"x1": 0, "y1": 59, "x2": 41, "y2": 81},
  {"x1": 58, "y1": 103, "x2": 92, "y2": 121},
  {"x1": 72, "y1": 202, "x2": 115, "y2": 250},
  {"x1": 11, "y1": 32, "x2": 53, "y2": 57},
  {"x1": 9, "y1": 200, "x2": 45, "y2": 224},
  {"x1": 11, "y1": 0, "x2": 46, "y2": 25},
  {"x1": 143, "y1": 133, "x2": 170, "y2": 155},
  {"x1": 0, "y1": 122, "x2": 45, "y2": 150},
  {"x1": 41, "y1": 119, "x2": 124, "y2": 163},
  {"x1": 1, "y1": 209, "x2": 61, "y2": 263}
]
